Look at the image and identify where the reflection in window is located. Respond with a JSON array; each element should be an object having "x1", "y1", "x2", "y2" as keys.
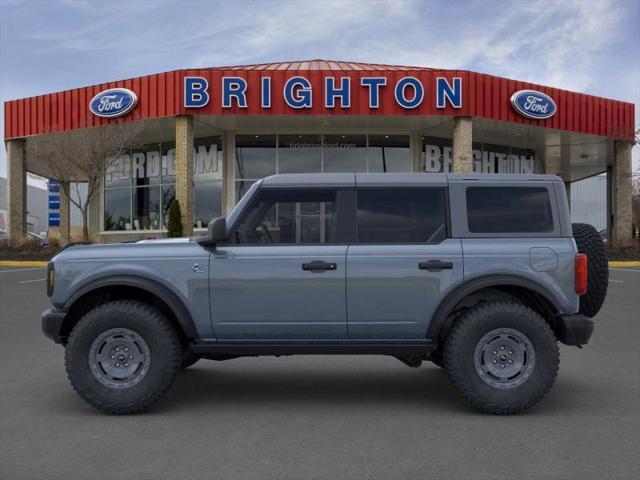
[
  {"x1": 235, "y1": 190, "x2": 337, "y2": 244},
  {"x1": 368, "y1": 135, "x2": 411, "y2": 172},
  {"x1": 323, "y1": 134, "x2": 366, "y2": 172},
  {"x1": 236, "y1": 135, "x2": 277, "y2": 179},
  {"x1": 278, "y1": 134, "x2": 322, "y2": 173},
  {"x1": 194, "y1": 181, "x2": 222, "y2": 229},
  {"x1": 104, "y1": 188, "x2": 131, "y2": 231},
  {"x1": 133, "y1": 186, "x2": 161, "y2": 230}
]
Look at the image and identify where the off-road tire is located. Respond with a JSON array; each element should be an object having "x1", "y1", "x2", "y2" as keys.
[
  {"x1": 444, "y1": 301, "x2": 559, "y2": 414},
  {"x1": 65, "y1": 300, "x2": 182, "y2": 414},
  {"x1": 572, "y1": 222, "x2": 608, "y2": 317}
]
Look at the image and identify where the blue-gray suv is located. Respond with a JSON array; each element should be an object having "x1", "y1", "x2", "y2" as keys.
[{"x1": 41, "y1": 173, "x2": 608, "y2": 414}]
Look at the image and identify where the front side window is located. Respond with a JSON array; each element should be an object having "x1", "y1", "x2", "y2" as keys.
[
  {"x1": 356, "y1": 189, "x2": 447, "y2": 243},
  {"x1": 234, "y1": 189, "x2": 337, "y2": 244},
  {"x1": 466, "y1": 187, "x2": 554, "y2": 233}
]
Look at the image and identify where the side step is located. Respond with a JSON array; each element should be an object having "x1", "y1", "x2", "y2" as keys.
[{"x1": 190, "y1": 341, "x2": 437, "y2": 357}]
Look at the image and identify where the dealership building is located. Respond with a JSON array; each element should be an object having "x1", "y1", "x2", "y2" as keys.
[{"x1": 3, "y1": 60, "x2": 636, "y2": 246}]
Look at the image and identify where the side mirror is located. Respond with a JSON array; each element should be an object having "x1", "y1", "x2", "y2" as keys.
[{"x1": 207, "y1": 217, "x2": 227, "y2": 244}]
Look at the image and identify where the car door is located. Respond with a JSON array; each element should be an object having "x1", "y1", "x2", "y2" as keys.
[
  {"x1": 346, "y1": 186, "x2": 463, "y2": 339},
  {"x1": 210, "y1": 187, "x2": 349, "y2": 339}
]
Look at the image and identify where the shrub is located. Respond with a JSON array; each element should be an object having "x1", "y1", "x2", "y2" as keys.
[{"x1": 167, "y1": 200, "x2": 183, "y2": 238}]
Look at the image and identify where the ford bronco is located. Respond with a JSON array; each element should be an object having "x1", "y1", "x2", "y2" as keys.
[{"x1": 42, "y1": 173, "x2": 608, "y2": 414}]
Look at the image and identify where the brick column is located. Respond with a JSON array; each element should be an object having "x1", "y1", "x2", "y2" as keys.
[
  {"x1": 610, "y1": 141, "x2": 633, "y2": 247},
  {"x1": 452, "y1": 117, "x2": 473, "y2": 173},
  {"x1": 175, "y1": 115, "x2": 194, "y2": 236},
  {"x1": 59, "y1": 182, "x2": 70, "y2": 246},
  {"x1": 410, "y1": 133, "x2": 422, "y2": 172},
  {"x1": 6, "y1": 139, "x2": 27, "y2": 245}
]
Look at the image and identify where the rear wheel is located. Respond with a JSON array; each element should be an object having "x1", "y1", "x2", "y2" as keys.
[
  {"x1": 444, "y1": 301, "x2": 559, "y2": 414},
  {"x1": 572, "y1": 222, "x2": 608, "y2": 317},
  {"x1": 65, "y1": 300, "x2": 182, "y2": 414}
]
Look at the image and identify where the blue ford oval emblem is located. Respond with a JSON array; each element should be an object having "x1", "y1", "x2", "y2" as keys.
[
  {"x1": 89, "y1": 88, "x2": 138, "y2": 118},
  {"x1": 510, "y1": 90, "x2": 556, "y2": 120}
]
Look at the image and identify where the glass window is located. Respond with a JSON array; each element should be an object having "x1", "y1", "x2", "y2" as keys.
[
  {"x1": 323, "y1": 134, "x2": 367, "y2": 172},
  {"x1": 368, "y1": 135, "x2": 410, "y2": 172},
  {"x1": 357, "y1": 189, "x2": 446, "y2": 243},
  {"x1": 105, "y1": 153, "x2": 131, "y2": 187},
  {"x1": 278, "y1": 134, "x2": 322, "y2": 174},
  {"x1": 161, "y1": 141, "x2": 176, "y2": 184},
  {"x1": 104, "y1": 188, "x2": 131, "y2": 231},
  {"x1": 422, "y1": 136, "x2": 452, "y2": 173},
  {"x1": 466, "y1": 187, "x2": 554, "y2": 233},
  {"x1": 132, "y1": 186, "x2": 161, "y2": 230},
  {"x1": 194, "y1": 181, "x2": 222, "y2": 229},
  {"x1": 235, "y1": 180, "x2": 256, "y2": 203},
  {"x1": 236, "y1": 135, "x2": 276, "y2": 179},
  {"x1": 194, "y1": 136, "x2": 223, "y2": 182},
  {"x1": 234, "y1": 189, "x2": 337, "y2": 244},
  {"x1": 161, "y1": 185, "x2": 175, "y2": 228},
  {"x1": 132, "y1": 143, "x2": 161, "y2": 187}
]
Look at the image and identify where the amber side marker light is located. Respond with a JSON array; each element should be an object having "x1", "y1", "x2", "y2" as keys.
[
  {"x1": 47, "y1": 263, "x2": 54, "y2": 297},
  {"x1": 575, "y1": 253, "x2": 588, "y2": 295}
]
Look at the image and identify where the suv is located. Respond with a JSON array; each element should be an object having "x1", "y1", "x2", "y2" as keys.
[{"x1": 42, "y1": 173, "x2": 608, "y2": 414}]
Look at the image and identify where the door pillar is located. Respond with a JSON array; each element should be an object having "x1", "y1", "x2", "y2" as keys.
[{"x1": 452, "y1": 117, "x2": 473, "y2": 173}]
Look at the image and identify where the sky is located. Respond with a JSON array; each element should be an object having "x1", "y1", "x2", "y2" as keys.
[{"x1": 1, "y1": 0, "x2": 639, "y2": 181}]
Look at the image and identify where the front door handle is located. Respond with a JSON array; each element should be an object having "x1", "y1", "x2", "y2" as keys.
[
  {"x1": 302, "y1": 261, "x2": 337, "y2": 272},
  {"x1": 419, "y1": 260, "x2": 454, "y2": 271}
]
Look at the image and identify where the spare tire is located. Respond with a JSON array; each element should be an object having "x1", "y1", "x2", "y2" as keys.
[{"x1": 572, "y1": 223, "x2": 608, "y2": 317}]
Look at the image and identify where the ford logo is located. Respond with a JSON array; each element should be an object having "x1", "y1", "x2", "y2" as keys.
[
  {"x1": 89, "y1": 88, "x2": 138, "y2": 118},
  {"x1": 510, "y1": 90, "x2": 556, "y2": 120}
]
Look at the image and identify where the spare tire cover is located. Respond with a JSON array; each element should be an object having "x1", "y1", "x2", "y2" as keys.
[{"x1": 572, "y1": 223, "x2": 609, "y2": 317}]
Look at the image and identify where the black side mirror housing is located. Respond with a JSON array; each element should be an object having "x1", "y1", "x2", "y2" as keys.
[{"x1": 207, "y1": 217, "x2": 227, "y2": 244}]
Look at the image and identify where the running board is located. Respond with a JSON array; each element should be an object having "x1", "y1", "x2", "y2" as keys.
[{"x1": 190, "y1": 341, "x2": 437, "y2": 357}]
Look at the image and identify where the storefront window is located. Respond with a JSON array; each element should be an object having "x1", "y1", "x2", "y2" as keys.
[
  {"x1": 103, "y1": 136, "x2": 223, "y2": 232},
  {"x1": 278, "y1": 134, "x2": 322, "y2": 174},
  {"x1": 323, "y1": 134, "x2": 367, "y2": 173},
  {"x1": 236, "y1": 135, "x2": 276, "y2": 179},
  {"x1": 368, "y1": 135, "x2": 411, "y2": 172}
]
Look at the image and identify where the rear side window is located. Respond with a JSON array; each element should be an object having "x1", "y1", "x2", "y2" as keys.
[
  {"x1": 356, "y1": 188, "x2": 447, "y2": 243},
  {"x1": 466, "y1": 187, "x2": 554, "y2": 233}
]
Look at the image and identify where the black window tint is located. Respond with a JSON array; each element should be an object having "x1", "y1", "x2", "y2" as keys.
[
  {"x1": 356, "y1": 189, "x2": 446, "y2": 243},
  {"x1": 466, "y1": 187, "x2": 554, "y2": 233},
  {"x1": 235, "y1": 190, "x2": 337, "y2": 244}
]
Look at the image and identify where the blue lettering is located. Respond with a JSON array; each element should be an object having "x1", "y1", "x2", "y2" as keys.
[
  {"x1": 222, "y1": 77, "x2": 248, "y2": 108},
  {"x1": 283, "y1": 76, "x2": 312, "y2": 109},
  {"x1": 394, "y1": 77, "x2": 424, "y2": 109},
  {"x1": 436, "y1": 77, "x2": 462, "y2": 108},
  {"x1": 261, "y1": 77, "x2": 271, "y2": 108},
  {"x1": 360, "y1": 77, "x2": 387, "y2": 108},
  {"x1": 325, "y1": 77, "x2": 351, "y2": 108},
  {"x1": 184, "y1": 77, "x2": 209, "y2": 108}
]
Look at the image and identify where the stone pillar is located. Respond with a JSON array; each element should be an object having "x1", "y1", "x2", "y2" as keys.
[
  {"x1": 175, "y1": 115, "x2": 194, "y2": 236},
  {"x1": 223, "y1": 133, "x2": 235, "y2": 216},
  {"x1": 610, "y1": 141, "x2": 633, "y2": 247},
  {"x1": 6, "y1": 139, "x2": 27, "y2": 245},
  {"x1": 410, "y1": 133, "x2": 422, "y2": 172},
  {"x1": 452, "y1": 117, "x2": 473, "y2": 173},
  {"x1": 58, "y1": 182, "x2": 71, "y2": 246}
]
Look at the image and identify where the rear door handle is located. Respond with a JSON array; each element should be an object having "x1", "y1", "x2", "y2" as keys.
[
  {"x1": 419, "y1": 260, "x2": 454, "y2": 271},
  {"x1": 302, "y1": 261, "x2": 337, "y2": 272}
]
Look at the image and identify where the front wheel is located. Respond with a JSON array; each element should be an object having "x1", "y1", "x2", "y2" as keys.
[
  {"x1": 65, "y1": 300, "x2": 182, "y2": 414},
  {"x1": 444, "y1": 301, "x2": 559, "y2": 414}
]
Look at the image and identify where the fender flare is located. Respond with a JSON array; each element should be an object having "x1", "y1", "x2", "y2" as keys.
[
  {"x1": 426, "y1": 274, "x2": 563, "y2": 340},
  {"x1": 64, "y1": 275, "x2": 198, "y2": 338}
]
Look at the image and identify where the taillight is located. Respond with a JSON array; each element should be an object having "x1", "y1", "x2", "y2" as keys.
[{"x1": 575, "y1": 253, "x2": 588, "y2": 295}]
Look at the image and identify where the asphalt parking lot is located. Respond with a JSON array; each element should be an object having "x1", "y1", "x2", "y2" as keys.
[{"x1": 1, "y1": 266, "x2": 639, "y2": 480}]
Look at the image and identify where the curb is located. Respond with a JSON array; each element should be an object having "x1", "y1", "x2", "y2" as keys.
[
  {"x1": 2, "y1": 260, "x2": 639, "y2": 268},
  {"x1": 609, "y1": 261, "x2": 640, "y2": 267},
  {"x1": 0, "y1": 261, "x2": 48, "y2": 267}
]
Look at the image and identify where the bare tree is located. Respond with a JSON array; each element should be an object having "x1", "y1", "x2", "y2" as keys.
[{"x1": 27, "y1": 121, "x2": 144, "y2": 241}]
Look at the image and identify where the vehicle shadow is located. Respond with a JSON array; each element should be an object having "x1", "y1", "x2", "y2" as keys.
[{"x1": 157, "y1": 360, "x2": 471, "y2": 414}]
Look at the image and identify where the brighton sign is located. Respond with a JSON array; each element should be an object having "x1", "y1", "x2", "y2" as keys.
[
  {"x1": 89, "y1": 88, "x2": 138, "y2": 118},
  {"x1": 183, "y1": 76, "x2": 464, "y2": 110},
  {"x1": 510, "y1": 89, "x2": 557, "y2": 120}
]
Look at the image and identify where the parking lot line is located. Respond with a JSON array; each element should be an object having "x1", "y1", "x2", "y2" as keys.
[
  {"x1": 609, "y1": 279, "x2": 624, "y2": 283},
  {"x1": 609, "y1": 268, "x2": 640, "y2": 273},
  {"x1": 17, "y1": 278, "x2": 46, "y2": 284},
  {"x1": 0, "y1": 267, "x2": 46, "y2": 273}
]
